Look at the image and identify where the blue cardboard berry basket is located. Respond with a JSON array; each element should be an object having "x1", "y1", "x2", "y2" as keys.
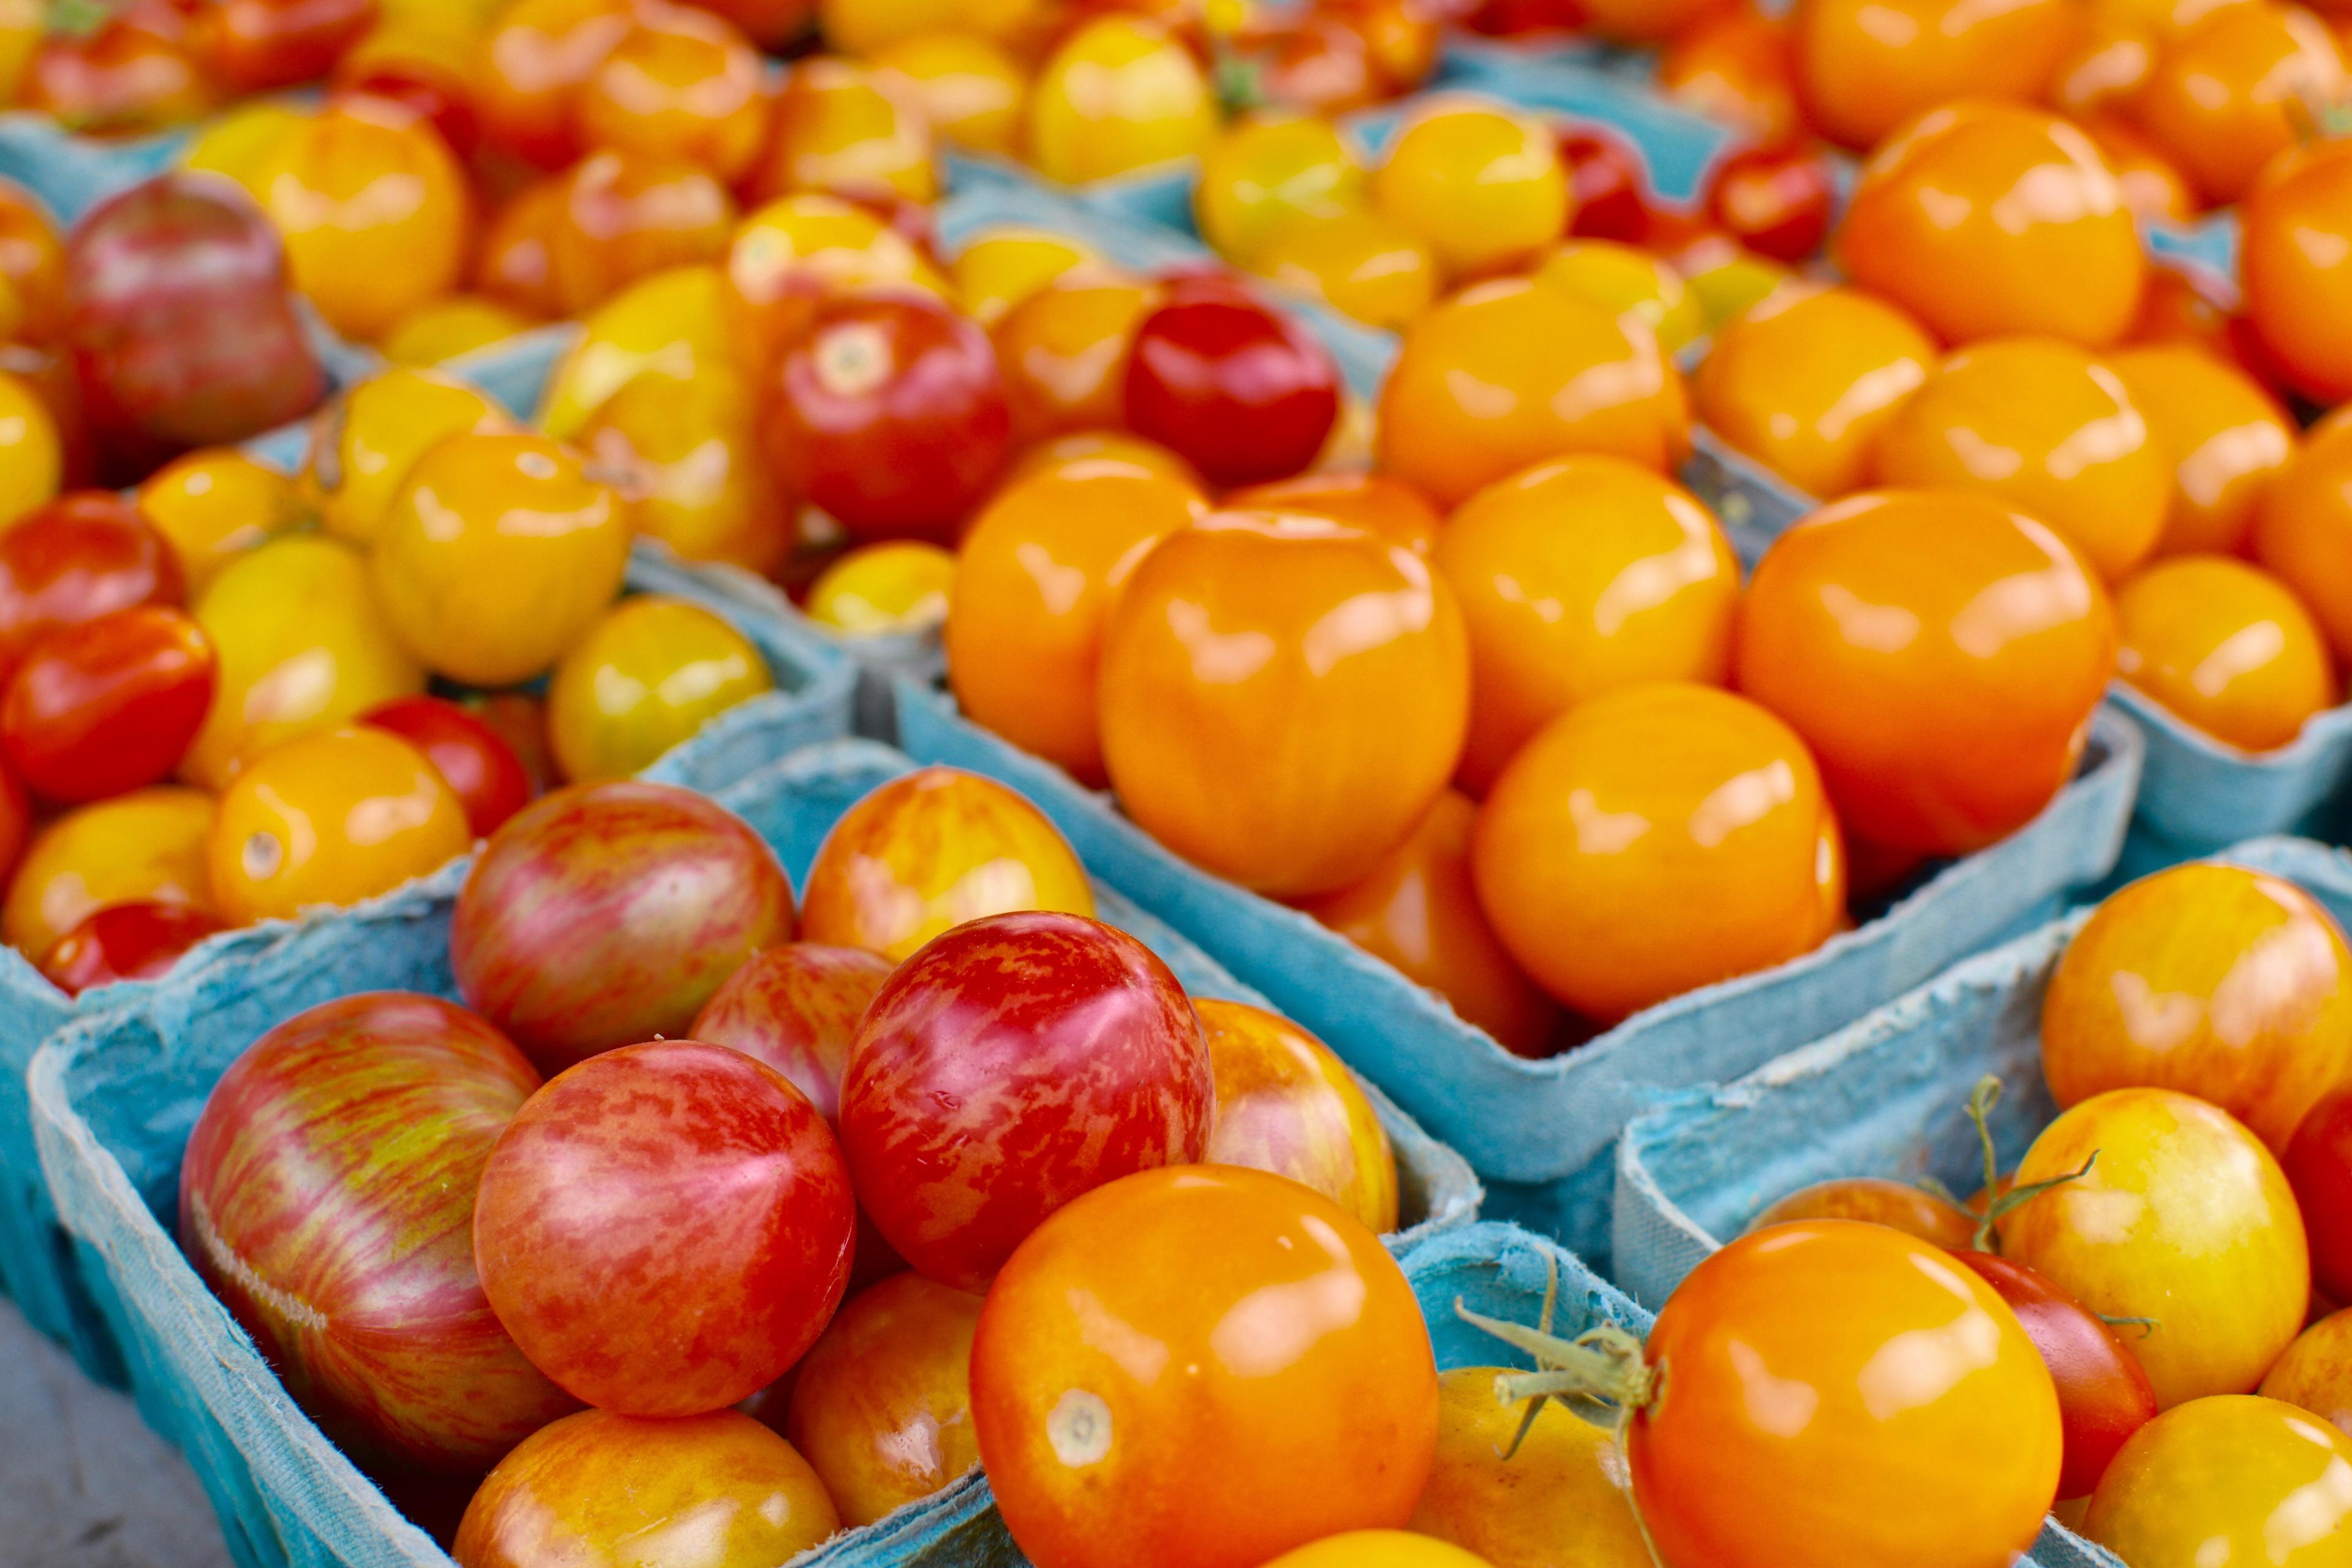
[{"x1": 28, "y1": 736, "x2": 1479, "y2": 1568}]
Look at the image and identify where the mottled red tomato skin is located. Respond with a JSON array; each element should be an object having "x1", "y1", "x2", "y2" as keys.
[
  {"x1": 1954, "y1": 1251, "x2": 2158, "y2": 1499},
  {"x1": 763, "y1": 290, "x2": 1011, "y2": 544},
  {"x1": 39, "y1": 899, "x2": 226, "y2": 993},
  {"x1": 472, "y1": 1039, "x2": 858, "y2": 1417},
  {"x1": 2286, "y1": 1084, "x2": 2352, "y2": 1306},
  {"x1": 1705, "y1": 144, "x2": 1836, "y2": 263},
  {"x1": 178, "y1": 992, "x2": 578, "y2": 1473},
  {"x1": 451, "y1": 780, "x2": 796, "y2": 1074},
  {"x1": 1, "y1": 605, "x2": 213, "y2": 803},
  {"x1": 689, "y1": 943, "x2": 895, "y2": 1121},
  {"x1": 363, "y1": 695, "x2": 534, "y2": 839},
  {"x1": 838, "y1": 910, "x2": 1213, "y2": 1292},
  {"x1": 1123, "y1": 288, "x2": 1340, "y2": 489},
  {"x1": 0, "y1": 494, "x2": 184, "y2": 678},
  {"x1": 1560, "y1": 128, "x2": 1650, "y2": 241}
]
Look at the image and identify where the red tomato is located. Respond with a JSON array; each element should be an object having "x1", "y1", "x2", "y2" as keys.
[
  {"x1": 337, "y1": 60, "x2": 480, "y2": 162},
  {"x1": 361, "y1": 695, "x2": 533, "y2": 839},
  {"x1": 39, "y1": 900, "x2": 228, "y2": 994},
  {"x1": 764, "y1": 290, "x2": 1010, "y2": 543},
  {"x1": 23, "y1": 7, "x2": 214, "y2": 137},
  {"x1": 1123, "y1": 283, "x2": 1340, "y2": 488},
  {"x1": 0, "y1": 605, "x2": 213, "y2": 804},
  {"x1": 193, "y1": 0, "x2": 378, "y2": 92},
  {"x1": 1558, "y1": 128, "x2": 1650, "y2": 242},
  {"x1": 687, "y1": 943, "x2": 894, "y2": 1121},
  {"x1": 2286, "y1": 1082, "x2": 2352, "y2": 1308},
  {"x1": 0, "y1": 492, "x2": 183, "y2": 677},
  {"x1": 1954, "y1": 1251, "x2": 2160, "y2": 1499},
  {"x1": 1706, "y1": 144, "x2": 1836, "y2": 263}
]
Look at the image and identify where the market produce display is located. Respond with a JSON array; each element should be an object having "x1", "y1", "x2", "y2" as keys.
[{"x1": 1, "y1": 0, "x2": 2351, "y2": 1565}]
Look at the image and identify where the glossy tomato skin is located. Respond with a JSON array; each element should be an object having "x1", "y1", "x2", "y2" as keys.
[
  {"x1": 360, "y1": 695, "x2": 533, "y2": 840},
  {"x1": 24, "y1": 6, "x2": 215, "y2": 138},
  {"x1": 1558, "y1": 129, "x2": 1649, "y2": 242},
  {"x1": 838, "y1": 911, "x2": 1212, "y2": 1291},
  {"x1": 0, "y1": 492, "x2": 183, "y2": 677},
  {"x1": 1745, "y1": 1177, "x2": 1977, "y2": 1250},
  {"x1": 1197, "y1": 997, "x2": 1398, "y2": 1234},
  {"x1": 1705, "y1": 144, "x2": 1834, "y2": 263},
  {"x1": 688, "y1": 943, "x2": 895, "y2": 1121},
  {"x1": 451, "y1": 781, "x2": 796, "y2": 1074},
  {"x1": 2260, "y1": 1308, "x2": 2352, "y2": 1439},
  {"x1": 784, "y1": 1272, "x2": 985, "y2": 1526},
  {"x1": 1635, "y1": 1221, "x2": 2064, "y2": 1568},
  {"x1": 181, "y1": 992, "x2": 579, "y2": 1472},
  {"x1": 2285, "y1": 1083, "x2": 2352, "y2": 1306},
  {"x1": 970, "y1": 1165, "x2": 1439, "y2": 1568},
  {"x1": 1411, "y1": 1366, "x2": 1649, "y2": 1567},
  {"x1": 194, "y1": 0, "x2": 377, "y2": 92},
  {"x1": 1123, "y1": 286, "x2": 1340, "y2": 488},
  {"x1": 764, "y1": 290, "x2": 1009, "y2": 543},
  {"x1": 39, "y1": 900, "x2": 224, "y2": 995},
  {"x1": 473, "y1": 1039, "x2": 856, "y2": 1417},
  {"x1": 0, "y1": 605, "x2": 213, "y2": 803},
  {"x1": 2242, "y1": 140, "x2": 2352, "y2": 406},
  {"x1": 2081, "y1": 1395, "x2": 2352, "y2": 1567},
  {"x1": 3, "y1": 786, "x2": 213, "y2": 962},
  {"x1": 1954, "y1": 1251, "x2": 2159, "y2": 1499}
]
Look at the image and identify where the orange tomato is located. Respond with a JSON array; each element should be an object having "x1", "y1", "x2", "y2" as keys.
[
  {"x1": 545, "y1": 596, "x2": 774, "y2": 783},
  {"x1": 2043, "y1": 862, "x2": 2352, "y2": 1152},
  {"x1": 945, "y1": 457, "x2": 1204, "y2": 785},
  {"x1": 206, "y1": 726, "x2": 470, "y2": 924},
  {"x1": 1296, "y1": 790, "x2": 1560, "y2": 1057},
  {"x1": 1837, "y1": 102, "x2": 2146, "y2": 348},
  {"x1": 307, "y1": 368, "x2": 514, "y2": 547},
  {"x1": 798, "y1": 765, "x2": 1095, "y2": 962},
  {"x1": 1577, "y1": 0, "x2": 1729, "y2": 40},
  {"x1": 992, "y1": 273, "x2": 1159, "y2": 445},
  {"x1": 870, "y1": 31, "x2": 1028, "y2": 156},
  {"x1": 2, "y1": 786, "x2": 214, "y2": 960},
  {"x1": 2004, "y1": 1088, "x2": 2310, "y2": 1408},
  {"x1": 806, "y1": 541, "x2": 956, "y2": 633},
  {"x1": 1196, "y1": 997, "x2": 1397, "y2": 1234},
  {"x1": 1435, "y1": 454, "x2": 1740, "y2": 793},
  {"x1": 2082, "y1": 1395, "x2": 2352, "y2": 1566},
  {"x1": 1261, "y1": 1535, "x2": 1495, "y2": 1568},
  {"x1": 2052, "y1": 10, "x2": 2160, "y2": 116},
  {"x1": 1735, "y1": 489, "x2": 2117, "y2": 857},
  {"x1": 581, "y1": 363, "x2": 793, "y2": 576},
  {"x1": 969, "y1": 1165, "x2": 1439, "y2": 1568},
  {"x1": 753, "y1": 58, "x2": 938, "y2": 206},
  {"x1": 1375, "y1": 279, "x2": 1691, "y2": 511},
  {"x1": 1746, "y1": 1176, "x2": 1980, "y2": 1249},
  {"x1": 1473, "y1": 684, "x2": 1844, "y2": 1022},
  {"x1": 1006, "y1": 431, "x2": 1199, "y2": 488},
  {"x1": 1659, "y1": 9, "x2": 1801, "y2": 148},
  {"x1": 545, "y1": 149, "x2": 737, "y2": 318},
  {"x1": 817, "y1": 0, "x2": 1039, "y2": 56},
  {"x1": 1632, "y1": 1221, "x2": 2062, "y2": 1568},
  {"x1": 783, "y1": 1273, "x2": 983, "y2": 1528},
  {"x1": 575, "y1": 2, "x2": 772, "y2": 184},
  {"x1": 2113, "y1": 556, "x2": 2337, "y2": 752},
  {"x1": 2253, "y1": 413, "x2": 2352, "y2": 663},
  {"x1": 2109, "y1": 344, "x2": 2297, "y2": 558},
  {"x1": 1409, "y1": 1365, "x2": 1648, "y2": 1568},
  {"x1": 0, "y1": 178, "x2": 66, "y2": 347},
  {"x1": 2242, "y1": 139, "x2": 2352, "y2": 405},
  {"x1": 1024, "y1": 17, "x2": 1218, "y2": 186},
  {"x1": 1792, "y1": 0, "x2": 2078, "y2": 150},
  {"x1": 1097, "y1": 511, "x2": 1471, "y2": 899},
  {"x1": 1196, "y1": 114, "x2": 1368, "y2": 269},
  {"x1": 1871, "y1": 337, "x2": 2169, "y2": 582},
  {"x1": 1225, "y1": 471, "x2": 1441, "y2": 557},
  {"x1": 134, "y1": 448, "x2": 306, "y2": 590},
  {"x1": 473, "y1": 0, "x2": 636, "y2": 171},
  {"x1": 2081, "y1": 116, "x2": 2200, "y2": 223},
  {"x1": 475, "y1": 178, "x2": 569, "y2": 319},
  {"x1": 1256, "y1": 208, "x2": 1439, "y2": 333},
  {"x1": 2259, "y1": 1308, "x2": 2352, "y2": 1436},
  {"x1": 2132, "y1": 4, "x2": 2347, "y2": 207},
  {"x1": 1371, "y1": 98, "x2": 1569, "y2": 282},
  {"x1": 1695, "y1": 282, "x2": 1937, "y2": 500}
]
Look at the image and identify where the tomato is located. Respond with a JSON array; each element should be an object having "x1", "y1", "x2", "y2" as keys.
[
  {"x1": 2261, "y1": 1308, "x2": 2352, "y2": 1438},
  {"x1": 134, "y1": 449, "x2": 306, "y2": 590},
  {"x1": 692, "y1": 0, "x2": 815, "y2": 47},
  {"x1": 689, "y1": 943, "x2": 894, "y2": 1121},
  {"x1": 379, "y1": 296, "x2": 534, "y2": 366},
  {"x1": 474, "y1": 0, "x2": 636, "y2": 170},
  {"x1": 2242, "y1": 140, "x2": 2352, "y2": 406},
  {"x1": 1025, "y1": 17, "x2": 1217, "y2": 186},
  {"x1": 818, "y1": 0, "x2": 1038, "y2": 57},
  {"x1": 307, "y1": 368, "x2": 514, "y2": 547},
  {"x1": 970, "y1": 1165, "x2": 1438, "y2": 1568},
  {"x1": 1836, "y1": 103, "x2": 2145, "y2": 348},
  {"x1": 802, "y1": 541, "x2": 949, "y2": 635},
  {"x1": 949, "y1": 228, "x2": 1093, "y2": 328},
  {"x1": 783, "y1": 1273, "x2": 983, "y2": 1526},
  {"x1": 2, "y1": 786, "x2": 213, "y2": 959},
  {"x1": 1226, "y1": 470, "x2": 1440, "y2": 556},
  {"x1": 546, "y1": 595, "x2": 774, "y2": 783},
  {"x1": 870, "y1": 31, "x2": 1027, "y2": 156},
  {"x1": 993, "y1": 274, "x2": 1160, "y2": 445},
  {"x1": 1704, "y1": 145, "x2": 1834, "y2": 265},
  {"x1": 2056, "y1": 11, "x2": 2162, "y2": 118},
  {"x1": 1372, "y1": 99, "x2": 1569, "y2": 282},
  {"x1": 0, "y1": 492, "x2": 183, "y2": 676},
  {"x1": 336, "y1": 41, "x2": 482, "y2": 165},
  {"x1": 2084, "y1": 116, "x2": 2199, "y2": 224},
  {"x1": 1195, "y1": 115, "x2": 1367, "y2": 268},
  {"x1": 2081, "y1": 1395, "x2": 2352, "y2": 1566},
  {"x1": 2003, "y1": 1088, "x2": 2309, "y2": 1408},
  {"x1": 945, "y1": 459, "x2": 1202, "y2": 783},
  {"x1": 361, "y1": 695, "x2": 533, "y2": 839},
  {"x1": 2287, "y1": 1084, "x2": 2352, "y2": 1306},
  {"x1": 2109, "y1": 345, "x2": 2297, "y2": 559},
  {"x1": 798, "y1": 766, "x2": 1094, "y2": 963},
  {"x1": 2133, "y1": 4, "x2": 2347, "y2": 208},
  {"x1": 1262, "y1": 1536, "x2": 1494, "y2": 1568},
  {"x1": 583, "y1": 366, "x2": 791, "y2": 578},
  {"x1": 1529, "y1": 240, "x2": 1703, "y2": 355},
  {"x1": 472, "y1": 180, "x2": 566, "y2": 320},
  {"x1": 1746, "y1": 1177, "x2": 1978, "y2": 1250},
  {"x1": 38, "y1": 900, "x2": 226, "y2": 995},
  {"x1": 1408, "y1": 1364, "x2": 1646, "y2": 1566},
  {"x1": 1123, "y1": 285, "x2": 1339, "y2": 489},
  {"x1": 1792, "y1": 0, "x2": 2078, "y2": 151},
  {"x1": 1734, "y1": 489, "x2": 2117, "y2": 858},
  {"x1": 545, "y1": 149, "x2": 737, "y2": 317},
  {"x1": 723, "y1": 194, "x2": 948, "y2": 379},
  {"x1": 454, "y1": 1408, "x2": 839, "y2": 1568},
  {"x1": 373, "y1": 433, "x2": 631, "y2": 687},
  {"x1": 575, "y1": 3, "x2": 771, "y2": 185},
  {"x1": 538, "y1": 263, "x2": 732, "y2": 439},
  {"x1": 192, "y1": 0, "x2": 377, "y2": 92},
  {"x1": 23, "y1": 7, "x2": 214, "y2": 137},
  {"x1": 752, "y1": 58, "x2": 938, "y2": 207},
  {"x1": 1256, "y1": 208, "x2": 1438, "y2": 333},
  {"x1": 1196, "y1": 997, "x2": 1397, "y2": 1233},
  {"x1": 1551, "y1": 127, "x2": 1649, "y2": 243},
  {"x1": 2114, "y1": 557, "x2": 2337, "y2": 752},
  {"x1": 0, "y1": 179, "x2": 67, "y2": 349},
  {"x1": 0, "y1": 371, "x2": 61, "y2": 530},
  {"x1": 1659, "y1": 10, "x2": 1798, "y2": 149},
  {"x1": 2255, "y1": 414, "x2": 2352, "y2": 665},
  {"x1": 1, "y1": 606, "x2": 213, "y2": 805}
]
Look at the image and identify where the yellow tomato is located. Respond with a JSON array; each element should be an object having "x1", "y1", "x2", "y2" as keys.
[
  {"x1": 207, "y1": 727, "x2": 470, "y2": 924},
  {"x1": 308, "y1": 368, "x2": 514, "y2": 546},
  {"x1": 1532, "y1": 239, "x2": 1704, "y2": 354},
  {"x1": 537, "y1": 263, "x2": 737, "y2": 442},
  {"x1": 579, "y1": 362, "x2": 791, "y2": 576},
  {"x1": 2082, "y1": 1396, "x2": 2352, "y2": 1567},
  {"x1": 545, "y1": 595, "x2": 774, "y2": 783},
  {"x1": 1372, "y1": 99, "x2": 1569, "y2": 282},
  {"x1": 1257, "y1": 208, "x2": 1438, "y2": 332},
  {"x1": 3, "y1": 788, "x2": 216, "y2": 960},
  {"x1": 1025, "y1": 17, "x2": 1218, "y2": 186},
  {"x1": 136, "y1": 450, "x2": 307, "y2": 590},
  {"x1": 819, "y1": 0, "x2": 1039, "y2": 55},
  {"x1": 0, "y1": 369, "x2": 59, "y2": 528},
  {"x1": 379, "y1": 296, "x2": 538, "y2": 366},
  {"x1": 721, "y1": 194, "x2": 949, "y2": 373},
  {"x1": 374, "y1": 434, "x2": 633, "y2": 687},
  {"x1": 807, "y1": 541, "x2": 956, "y2": 634},
  {"x1": 180, "y1": 101, "x2": 310, "y2": 196},
  {"x1": 1196, "y1": 115, "x2": 1368, "y2": 267},
  {"x1": 183, "y1": 535, "x2": 427, "y2": 790},
  {"x1": 1411, "y1": 1366, "x2": 1649, "y2": 1568},
  {"x1": 949, "y1": 227, "x2": 1095, "y2": 327},
  {"x1": 1260, "y1": 1535, "x2": 1494, "y2": 1568},
  {"x1": 870, "y1": 31, "x2": 1028, "y2": 154}
]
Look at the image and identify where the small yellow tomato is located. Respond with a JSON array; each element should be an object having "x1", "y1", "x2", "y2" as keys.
[
  {"x1": 0, "y1": 369, "x2": 59, "y2": 528},
  {"x1": 3, "y1": 788, "x2": 215, "y2": 960},
  {"x1": 1412, "y1": 1365, "x2": 1649, "y2": 1567},
  {"x1": 580, "y1": 363, "x2": 791, "y2": 576},
  {"x1": 870, "y1": 31, "x2": 1028, "y2": 155},
  {"x1": 1532, "y1": 239, "x2": 1704, "y2": 354},
  {"x1": 1196, "y1": 114, "x2": 1368, "y2": 268},
  {"x1": 806, "y1": 541, "x2": 956, "y2": 634},
  {"x1": 374, "y1": 434, "x2": 633, "y2": 687},
  {"x1": 308, "y1": 368, "x2": 514, "y2": 546},
  {"x1": 537, "y1": 263, "x2": 737, "y2": 442},
  {"x1": 180, "y1": 100, "x2": 310, "y2": 196},
  {"x1": 1257, "y1": 208, "x2": 1437, "y2": 332},
  {"x1": 2082, "y1": 1396, "x2": 2352, "y2": 1567},
  {"x1": 183, "y1": 535, "x2": 427, "y2": 789},
  {"x1": 1025, "y1": 17, "x2": 1218, "y2": 186},
  {"x1": 1683, "y1": 247, "x2": 1793, "y2": 331},
  {"x1": 949, "y1": 227, "x2": 1095, "y2": 328},
  {"x1": 1372, "y1": 98, "x2": 1569, "y2": 282},
  {"x1": 206, "y1": 727, "x2": 470, "y2": 924},
  {"x1": 379, "y1": 295, "x2": 538, "y2": 366},
  {"x1": 546, "y1": 595, "x2": 774, "y2": 783},
  {"x1": 136, "y1": 450, "x2": 307, "y2": 590}
]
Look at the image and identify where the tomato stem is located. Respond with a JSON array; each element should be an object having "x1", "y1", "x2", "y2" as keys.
[{"x1": 2098, "y1": 1314, "x2": 2159, "y2": 1340}]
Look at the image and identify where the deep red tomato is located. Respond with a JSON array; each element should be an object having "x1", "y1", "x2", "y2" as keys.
[
  {"x1": 1558, "y1": 128, "x2": 1650, "y2": 242},
  {"x1": 1464, "y1": 0, "x2": 1588, "y2": 37},
  {"x1": 763, "y1": 290, "x2": 1011, "y2": 543},
  {"x1": 1953, "y1": 1250, "x2": 2158, "y2": 1499},
  {"x1": 0, "y1": 605, "x2": 214, "y2": 804},
  {"x1": 0, "y1": 493, "x2": 184, "y2": 678},
  {"x1": 39, "y1": 900, "x2": 228, "y2": 994},
  {"x1": 192, "y1": 0, "x2": 378, "y2": 92},
  {"x1": 1123, "y1": 283, "x2": 1339, "y2": 489},
  {"x1": 1705, "y1": 143, "x2": 1836, "y2": 264},
  {"x1": 0, "y1": 759, "x2": 28, "y2": 889},
  {"x1": 362, "y1": 695, "x2": 534, "y2": 839},
  {"x1": 2286, "y1": 1083, "x2": 2352, "y2": 1308}
]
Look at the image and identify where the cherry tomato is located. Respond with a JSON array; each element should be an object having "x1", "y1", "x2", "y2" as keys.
[
  {"x1": 0, "y1": 179, "x2": 68, "y2": 349},
  {"x1": 546, "y1": 595, "x2": 774, "y2": 783},
  {"x1": 2260, "y1": 1308, "x2": 2352, "y2": 1438},
  {"x1": 1411, "y1": 1364, "x2": 1648, "y2": 1567},
  {"x1": 722, "y1": 194, "x2": 949, "y2": 379},
  {"x1": 2082, "y1": 1395, "x2": 2352, "y2": 1566},
  {"x1": 37, "y1": 899, "x2": 226, "y2": 995},
  {"x1": 993, "y1": 273, "x2": 1161, "y2": 445},
  {"x1": 474, "y1": 0, "x2": 636, "y2": 170},
  {"x1": 545, "y1": 149, "x2": 737, "y2": 317},
  {"x1": 1659, "y1": 9, "x2": 1799, "y2": 149},
  {"x1": 192, "y1": 0, "x2": 377, "y2": 93},
  {"x1": 870, "y1": 31, "x2": 1027, "y2": 156},
  {"x1": 1373, "y1": 99, "x2": 1569, "y2": 282},
  {"x1": 2255, "y1": 414, "x2": 2352, "y2": 665},
  {"x1": 2287, "y1": 1084, "x2": 2352, "y2": 1308},
  {"x1": 336, "y1": 41, "x2": 481, "y2": 164},
  {"x1": 1705, "y1": 144, "x2": 1834, "y2": 264},
  {"x1": 24, "y1": 6, "x2": 216, "y2": 137},
  {"x1": 764, "y1": 290, "x2": 1010, "y2": 543},
  {"x1": 2053, "y1": 9, "x2": 2160, "y2": 116},
  {"x1": 0, "y1": 371, "x2": 61, "y2": 530},
  {"x1": 4, "y1": 786, "x2": 216, "y2": 961},
  {"x1": 0, "y1": 492, "x2": 183, "y2": 679},
  {"x1": 1195, "y1": 115, "x2": 1368, "y2": 268},
  {"x1": 582, "y1": 363, "x2": 791, "y2": 578},
  {"x1": 1256, "y1": 208, "x2": 1439, "y2": 333},
  {"x1": 1747, "y1": 1176, "x2": 1977, "y2": 1247},
  {"x1": 689, "y1": 943, "x2": 894, "y2": 1121},
  {"x1": 307, "y1": 367, "x2": 514, "y2": 548},
  {"x1": 2132, "y1": 4, "x2": 2347, "y2": 208},
  {"x1": 1196, "y1": 996, "x2": 1397, "y2": 1234},
  {"x1": 818, "y1": 0, "x2": 1039, "y2": 58},
  {"x1": 134, "y1": 449, "x2": 307, "y2": 590},
  {"x1": 360, "y1": 695, "x2": 533, "y2": 839},
  {"x1": 2113, "y1": 557, "x2": 2337, "y2": 753},
  {"x1": 474, "y1": 179, "x2": 568, "y2": 319},
  {"x1": 2242, "y1": 139, "x2": 2352, "y2": 406},
  {"x1": 575, "y1": 2, "x2": 771, "y2": 185},
  {"x1": 783, "y1": 1273, "x2": 983, "y2": 1527},
  {"x1": 2109, "y1": 344, "x2": 2296, "y2": 558},
  {"x1": 538, "y1": 262, "x2": 734, "y2": 440},
  {"x1": 805, "y1": 541, "x2": 954, "y2": 635},
  {"x1": 949, "y1": 228, "x2": 1094, "y2": 329},
  {"x1": 378, "y1": 296, "x2": 533, "y2": 366},
  {"x1": 1262, "y1": 1535, "x2": 1493, "y2": 1568},
  {"x1": 2004, "y1": 1088, "x2": 2310, "y2": 1409},
  {"x1": 1025, "y1": 17, "x2": 1217, "y2": 186},
  {"x1": 969, "y1": 1164, "x2": 1438, "y2": 1568},
  {"x1": 1792, "y1": 0, "x2": 2078, "y2": 151},
  {"x1": 1123, "y1": 284, "x2": 1339, "y2": 489},
  {"x1": 752, "y1": 57, "x2": 938, "y2": 207},
  {"x1": 1, "y1": 605, "x2": 213, "y2": 805}
]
